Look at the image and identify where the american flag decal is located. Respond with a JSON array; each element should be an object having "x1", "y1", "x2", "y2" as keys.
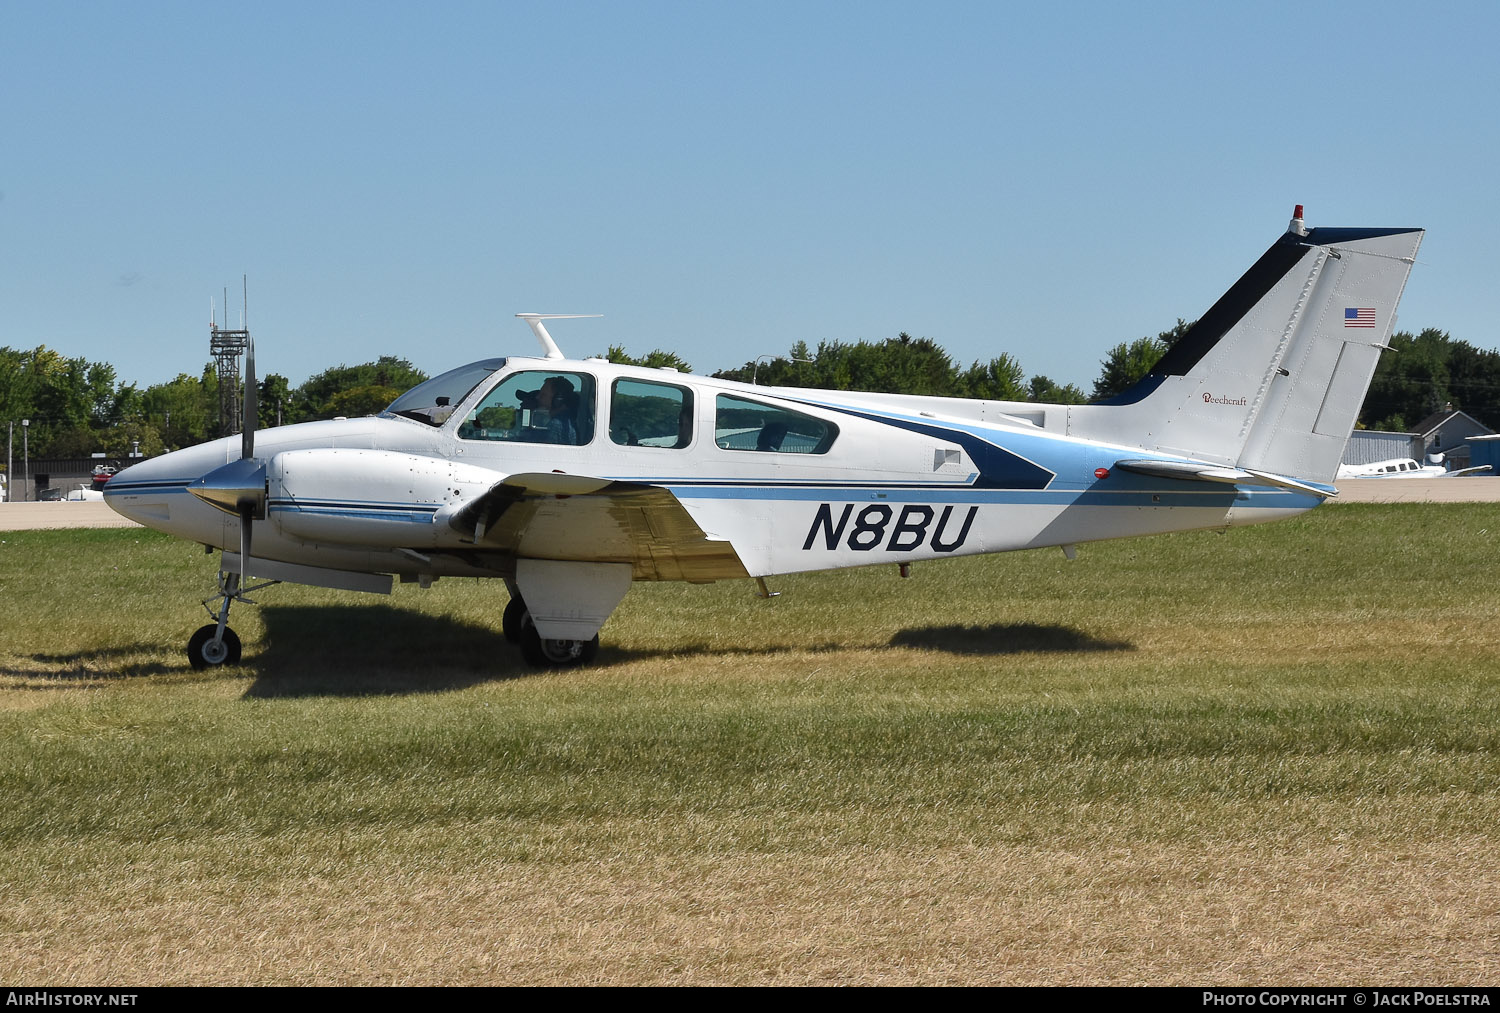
[{"x1": 1345, "y1": 307, "x2": 1376, "y2": 328}]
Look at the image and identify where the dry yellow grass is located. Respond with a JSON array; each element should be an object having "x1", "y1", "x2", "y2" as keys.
[{"x1": 6, "y1": 837, "x2": 1495, "y2": 985}]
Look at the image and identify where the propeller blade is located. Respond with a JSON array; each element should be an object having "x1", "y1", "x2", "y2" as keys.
[
  {"x1": 243, "y1": 333, "x2": 261, "y2": 459},
  {"x1": 243, "y1": 334, "x2": 258, "y2": 461},
  {"x1": 238, "y1": 503, "x2": 253, "y2": 578}
]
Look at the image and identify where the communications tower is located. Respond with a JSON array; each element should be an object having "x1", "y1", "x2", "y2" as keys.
[{"x1": 210, "y1": 287, "x2": 251, "y2": 438}]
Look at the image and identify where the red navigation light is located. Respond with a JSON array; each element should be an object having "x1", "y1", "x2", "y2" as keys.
[{"x1": 1094, "y1": 467, "x2": 1110, "y2": 480}]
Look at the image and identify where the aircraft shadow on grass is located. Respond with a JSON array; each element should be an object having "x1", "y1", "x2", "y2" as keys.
[
  {"x1": 243, "y1": 612, "x2": 1134, "y2": 697},
  {"x1": 888, "y1": 622, "x2": 1134, "y2": 656},
  {"x1": 13, "y1": 614, "x2": 1132, "y2": 696},
  {"x1": 12, "y1": 647, "x2": 179, "y2": 684},
  {"x1": 243, "y1": 604, "x2": 529, "y2": 698}
]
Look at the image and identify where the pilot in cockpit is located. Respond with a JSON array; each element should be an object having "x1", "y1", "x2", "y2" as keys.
[{"x1": 519, "y1": 375, "x2": 578, "y2": 445}]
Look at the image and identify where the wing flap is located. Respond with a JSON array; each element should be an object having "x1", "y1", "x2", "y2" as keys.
[{"x1": 432, "y1": 473, "x2": 749, "y2": 582}]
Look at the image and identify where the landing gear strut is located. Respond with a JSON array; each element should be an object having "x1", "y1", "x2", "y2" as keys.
[{"x1": 187, "y1": 567, "x2": 279, "y2": 670}]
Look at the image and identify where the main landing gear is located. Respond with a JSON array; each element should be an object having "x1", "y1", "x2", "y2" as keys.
[
  {"x1": 187, "y1": 567, "x2": 280, "y2": 670},
  {"x1": 503, "y1": 561, "x2": 630, "y2": 670},
  {"x1": 502, "y1": 594, "x2": 600, "y2": 668}
]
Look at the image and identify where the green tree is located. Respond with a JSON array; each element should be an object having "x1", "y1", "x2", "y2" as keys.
[
  {"x1": 258, "y1": 373, "x2": 293, "y2": 428},
  {"x1": 1089, "y1": 320, "x2": 1198, "y2": 402},
  {"x1": 141, "y1": 371, "x2": 217, "y2": 450},
  {"x1": 1027, "y1": 375, "x2": 1088, "y2": 404},
  {"x1": 1092, "y1": 336, "x2": 1167, "y2": 400},
  {"x1": 1361, "y1": 329, "x2": 1453, "y2": 431},
  {"x1": 601, "y1": 345, "x2": 695, "y2": 372},
  {"x1": 1157, "y1": 318, "x2": 1195, "y2": 350},
  {"x1": 0, "y1": 346, "x2": 150, "y2": 456},
  {"x1": 958, "y1": 354, "x2": 1027, "y2": 400},
  {"x1": 327, "y1": 384, "x2": 405, "y2": 418},
  {"x1": 294, "y1": 356, "x2": 427, "y2": 421},
  {"x1": 1444, "y1": 340, "x2": 1500, "y2": 430},
  {"x1": 716, "y1": 334, "x2": 957, "y2": 395}
]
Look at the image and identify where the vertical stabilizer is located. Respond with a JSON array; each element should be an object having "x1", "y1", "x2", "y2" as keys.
[
  {"x1": 1234, "y1": 227, "x2": 1422, "y2": 479},
  {"x1": 1066, "y1": 214, "x2": 1422, "y2": 483}
]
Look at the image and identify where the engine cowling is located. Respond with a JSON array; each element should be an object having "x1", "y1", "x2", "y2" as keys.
[{"x1": 268, "y1": 448, "x2": 500, "y2": 547}]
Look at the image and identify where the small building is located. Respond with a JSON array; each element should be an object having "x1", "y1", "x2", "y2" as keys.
[
  {"x1": 1466, "y1": 434, "x2": 1500, "y2": 474},
  {"x1": 14, "y1": 456, "x2": 131, "y2": 502},
  {"x1": 1344, "y1": 404, "x2": 1495, "y2": 471},
  {"x1": 1408, "y1": 406, "x2": 1493, "y2": 469},
  {"x1": 1343, "y1": 429, "x2": 1419, "y2": 467}
]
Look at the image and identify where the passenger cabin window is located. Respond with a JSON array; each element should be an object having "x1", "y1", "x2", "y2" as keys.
[
  {"x1": 458, "y1": 371, "x2": 596, "y2": 445},
  {"x1": 610, "y1": 379, "x2": 693, "y2": 448},
  {"x1": 714, "y1": 394, "x2": 837, "y2": 454}
]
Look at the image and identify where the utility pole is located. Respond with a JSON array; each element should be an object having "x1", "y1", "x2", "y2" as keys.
[
  {"x1": 21, "y1": 419, "x2": 29, "y2": 502},
  {"x1": 6, "y1": 421, "x2": 11, "y2": 502}
]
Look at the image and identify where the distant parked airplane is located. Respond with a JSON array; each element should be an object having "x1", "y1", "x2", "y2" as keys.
[{"x1": 1336, "y1": 457, "x2": 1491, "y2": 479}]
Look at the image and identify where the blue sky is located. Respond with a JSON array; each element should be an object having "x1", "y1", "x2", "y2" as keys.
[{"x1": 3, "y1": 1, "x2": 1496, "y2": 392}]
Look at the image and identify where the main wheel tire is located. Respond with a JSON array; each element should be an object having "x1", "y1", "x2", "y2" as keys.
[
  {"x1": 502, "y1": 597, "x2": 527, "y2": 643},
  {"x1": 187, "y1": 624, "x2": 242, "y2": 670},
  {"x1": 519, "y1": 623, "x2": 599, "y2": 668}
]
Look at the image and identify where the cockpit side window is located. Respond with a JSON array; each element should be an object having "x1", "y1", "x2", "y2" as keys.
[
  {"x1": 382, "y1": 361, "x2": 501, "y2": 427},
  {"x1": 458, "y1": 370, "x2": 596, "y2": 445},
  {"x1": 610, "y1": 378, "x2": 693, "y2": 448},
  {"x1": 714, "y1": 394, "x2": 838, "y2": 454}
]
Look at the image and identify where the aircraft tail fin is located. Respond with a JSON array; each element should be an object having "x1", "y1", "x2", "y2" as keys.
[{"x1": 1069, "y1": 212, "x2": 1423, "y2": 484}]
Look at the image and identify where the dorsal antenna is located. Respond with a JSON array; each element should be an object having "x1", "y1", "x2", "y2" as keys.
[{"x1": 515, "y1": 313, "x2": 601, "y2": 359}]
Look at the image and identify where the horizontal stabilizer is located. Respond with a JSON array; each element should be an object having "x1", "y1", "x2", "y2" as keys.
[{"x1": 1114, "y1": 459, "x2": 1337, "y2": 498}]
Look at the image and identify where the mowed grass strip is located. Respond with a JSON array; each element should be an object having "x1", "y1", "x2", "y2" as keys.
[{"x1": 1, "y1": 504, "x2": 1497, "y2": 984}]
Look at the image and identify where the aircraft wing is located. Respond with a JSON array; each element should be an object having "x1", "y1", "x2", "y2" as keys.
[
  {"x1": 1113, "y1": 459, "x2": 1337, "y2": 498},
  {"x1": 434, "y1": 473, "x2": 750, "y2": 582},
  {"x1": 1443, "y1": 465, "x2": 1493, "y2": 478}
]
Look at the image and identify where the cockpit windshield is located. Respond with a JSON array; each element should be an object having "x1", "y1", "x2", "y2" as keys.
[{"x1": 381, "y1": 359, "x2": 505, "y2": 427}]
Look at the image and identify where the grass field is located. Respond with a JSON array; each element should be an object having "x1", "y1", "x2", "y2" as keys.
[{"x1": 1, "y1": 504, "x2": 1497, "y2": 985}]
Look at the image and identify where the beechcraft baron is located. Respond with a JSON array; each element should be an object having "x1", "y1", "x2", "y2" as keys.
[{"x1": 106, "y1": 207, "x2": 1423, "y2": 669}]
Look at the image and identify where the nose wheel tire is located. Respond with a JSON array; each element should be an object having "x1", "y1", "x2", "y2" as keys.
[
  {"x1": 188, "y1": 624, "x2": 242, "y2": 669},
  {"x1": 519, "y1": 622, "x2": 599, "y2": 668}
]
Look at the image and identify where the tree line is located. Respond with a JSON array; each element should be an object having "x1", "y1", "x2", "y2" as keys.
[
  {"x1": 0, "y1": 348, "x2": 430, "y2": 461},
  {"x1": 3, "y1": 322, "x2": 1496, "y2": 463},
  {"x1": 1070, "y1": 322, "x2": 1500, "y2": 432}
]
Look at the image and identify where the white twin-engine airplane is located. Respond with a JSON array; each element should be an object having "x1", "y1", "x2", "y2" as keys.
[{"x1": 106, "y1": 208, "x2": 1422, "y2": 670}]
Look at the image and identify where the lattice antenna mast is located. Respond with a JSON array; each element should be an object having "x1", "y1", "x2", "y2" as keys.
[{"x1": 210, "y1": 279, "x2": 251, "y2": 439}]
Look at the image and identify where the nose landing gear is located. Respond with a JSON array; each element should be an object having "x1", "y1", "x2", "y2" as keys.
[{"x1": 187, "y1": 567, "x2": 280, "y2": 670}]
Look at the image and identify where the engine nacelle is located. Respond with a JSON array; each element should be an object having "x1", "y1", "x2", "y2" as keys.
[{"x1": 268, "y1": 448, "x2": 500, "y2": 547}]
